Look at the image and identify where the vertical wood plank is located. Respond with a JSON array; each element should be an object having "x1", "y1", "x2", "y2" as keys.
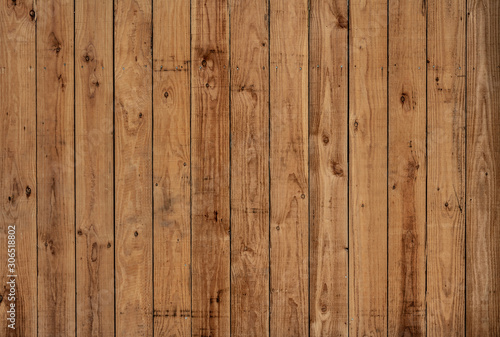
[
  {"x1": 0, "y1": 0, "x2": 36, "y2": 336},
  {"x1": 349, "y1": 0, "x2": 388, "y2": 335},
  {"x1": 269, "y1": 0, "x2": 308, "y2": 335},
  {"x1": 191, "y1": 0, "x2": 230, "y2": 335},
  {"x1": 114, "y1": 0, "x2": 153, "y2": 334},
  {"x1": 466, "y1": 0, "x2": 500, "y2": 334},
  {"x1": 309, "y1": 0, "x2": 348, "y2": 335},
  {"x1": 37, "y1": 0, "x2": 75, "y2": 335},
  {"x1": 427, "y1": 0, "x2": 466, "y2": 334},
  {"x1": 230, "y1": 0, "x2": 269, "y2": 335},
  {"x1": 152, "y1": 0, "x2": 191, "y2": 335},
  {"x1": 75, "y1": 0, "x2": 114, "y2": 335},
  {"x1": 387, "y1": 0, "x2": 426, "y2": 335}
]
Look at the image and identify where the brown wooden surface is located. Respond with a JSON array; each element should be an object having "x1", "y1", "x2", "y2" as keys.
[
  {"x1": 388, "y1": 0, "x2": 426, "y2": 335},
  {"x1": 0, "y1": 1, "x2": 499, "y2": 336},
  {"x1": 0, "y1": 0, "x2": 36, "y2": 336},
  {"x1": 309, "y1": 0, "x2": 348, "y2": 335},
  {"x1": 230, "y1": 0, "x2": 270, "y2": 336},
  {"x1": 114, "y1": 0, "x2": 153, "y2": 335},
  {"x1": 466, "y1": 0, "x2": 500, "y2": 335},
  {"x1": 152, "y1": 0, "x2": 191, "y2": 335},
  {"x1": 427, "y1": 0, "x2": 466, "y2": 335},
  {"x1": 349, "y1": 0, "x2": 388, "y2": 335},
  {"x1": 191, "y1": 0, "x2": 230, "y2": 336},
  {"x1": 75, "y1": 0, "x2": 114, "y2": 335},
  {"x1": 36, "y1": 0, "x2": 76, "y2": 335}
]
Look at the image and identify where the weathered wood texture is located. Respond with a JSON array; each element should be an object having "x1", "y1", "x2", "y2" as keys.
[
  {"x1": 191, "y1": 0, "x2": 230, "y2": 336},
  {"x1": 0, "y1": 1, "x2": 499, "y2": 336},
  {"x1": 75, "y1": 0, "x2": 114, "y2": 335},
  {"x1": 427, "y1": 0, "x2": 466, "y2": 335},
  {"x1": 466, "y1": 0, "x2": 500, "y2": 335},
  {"x1": 230, "y1": 0, "x2": 270, "y2": 336},
  {"x1": 388, "y1": 0, "x2": 426, "y2": 336},
  {"x1": 36, "y1": 0, "x2": 76, "y2": 335},
  {"x1": 114, "y1": 0, "x2": 153, "y2": 335},
  {"x1": 309, "y1": 0, "x2": 348, "y2": 335},
  {"x1": 349, "y1": 0, "x2": 388, "y2": 335},
  {"x1": 0, "y1": 0, "x2": 36, "y2": 336},
  {"x1": 152, "y1": 0, "x2": 191, "y2": 336}
]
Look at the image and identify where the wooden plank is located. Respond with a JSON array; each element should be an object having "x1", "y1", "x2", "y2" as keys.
[
  {"x1": 309, "y1": 0, "x2": 348, "y2": 335},
  {"x1": 75, "y1": 0, "x2": 114, "y2": 335},
  {"x1": 466, "y1": 0, "x2": 500, "y2": 334},
  {"x1": 152, "y1": 0, "x2": 191, "y2": 335},
  {"x1": 427, "y1": 0, "x2": 466, "y2": 334},
  {"x1": 349, "y1": 0, "x2": 387, "y2": 335},
  {"x1": 0, "y1": 0, "x2": 36, "y2": 336},
  {"x1": 36, "y1": 0, "x2": 75, "y2": 335},
  {"x1": 191, "y1": 0, "x2": 230, "y2": 335},
  {"x1": 269, "y1": 0, "x2": 308, "y2": 335},
  {"x1": 230, "y1": 0, "x2": 269, "y2": 335},
  {"x1": 114, "y1": 0, "x2": 152, "y2": 334},
  {"x1": 387, "y1": 0, "x2": 426, "y2": 335}
]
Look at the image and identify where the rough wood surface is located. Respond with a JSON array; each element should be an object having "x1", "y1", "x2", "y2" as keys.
[
  {"x1": 230, "y1": 0, "x2": 270, "y2": 336},
  {"x1": 388, "y1": 0, "x2": 426, "y2": 335},
  {"x1": 309, "y1": 0, "x2": 348, "y2": 335},
  {"x1": 114, "y1": 0, "x2": 153, "y2": 335},
  {"x1": 466, "y1": 0, "x2": 500, "y2": 334},
  {"x1": 0, "y1": 0, "x2": 36, "y2": 335},
  {"x1": 152, "y1": 0, "x2": 191, "y2": 335}
]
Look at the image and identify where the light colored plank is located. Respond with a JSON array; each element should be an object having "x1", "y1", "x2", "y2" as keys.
[
  {"x1": 114, "y1": 0, "x2": 153, "y2": 334},
  {"x1": 75, "y1": 0, "x2": 114, "y2": 335},
  {"x1": 0, "y1": 0, "x2": 36, "y2": 336},
  {"x1": 152, "y1": 0, "x2": 191, "y2": 335},
  {"x1": 466, "y1": 0, "x2": 500, "y2": 334},
  {"x1": 36, "y1": 0, "x2": 75, "y2": 335},
  {"x1": 309, "y1": 0, "x2": 348, "y2": 335},
  {"x1": 230, "y1": 0, "x2": 269, "y2": 335},
  {"x1": 387, "y1": 0, "x2": 426, "y2": 335},
  {"x1": 427, "y1": 0, "x2": 466, "y2": 334},
  {"x1": 269, "y1": 0, "x2": 309, "y2": 335},
  {"x1": 191, "y1": 0, "x2": 230, "y2": 335},
  {"x1": 349, "y1": 0, "x2": 388, "y2": 335}
]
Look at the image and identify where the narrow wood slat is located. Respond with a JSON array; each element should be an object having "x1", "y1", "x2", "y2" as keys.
[
  {"x1": 0, "y1": 0, "x2": 36, "y2": 336},
  {"x1": 309, "y1": 0, "x2": 348, "y2": 335},
  {"x1": 114, "y1": 0, "x2": 153, "y2": 334},
  {"x1": 349, "y1": 0, "x2": 388, "y2": 335},
  {"x1": 387, "y1": 0, "x2": 426, "y2": 335},
  {"x1": 75, "y1": 0, "x2": 114, "y2": 335},
  {"x1": 466, "y1": 0, "x2": 500, "y2": 334},
  {"x1": 36, "y1": 0, "x2": 76, "y2": 335},
  {"x1": 230, "y1": 0, "x2": 270, "y2": 335},
  {"x1": 191, "y1": 0, "x2": 230, "y2": 335},
  {"x1": 152, "y1": 0, "x2": 191, "y2": 335},
  {"x1": 427, "y1": 0, "x2": 466, "y2": 334},
  {"x1": 269, "y1": 0, "x2": 309, "y2": 335}
]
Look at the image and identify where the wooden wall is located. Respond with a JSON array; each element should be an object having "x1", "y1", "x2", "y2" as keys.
[{"x1": 0, "y1": 0, "x2": 499, "y2": 336}]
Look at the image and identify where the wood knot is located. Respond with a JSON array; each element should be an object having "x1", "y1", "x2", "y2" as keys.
[
  {"x1": 29, "y1": 10, "x2": 36, "y2": 20},
  {"x1": 25, "y1": 186, "x2": 31, "y2": 197},
  {"x1": 134, "y1": 231, "x2": 139, "y2": 237},
  {"x1": 164, "y1": 91, "x2": 169, "y2": 98}
]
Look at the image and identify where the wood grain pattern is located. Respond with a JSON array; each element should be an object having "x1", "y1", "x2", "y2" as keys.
[
  {"x1": 230, "y1": 0, "x2": 270, "y2": 336},
  {"x1": 114, "y1": 0, "x2": 152, "y2": 335},
  {"x1": 427, "y1": 0, "x2": 466, "y2": 334},
  {"x1": 387, "y1": 0, "x2": 426, "y2": 335},
  {"x1": 466, "y1": 0, "x2": 500, "y2": 334},
  {"x1": 349, "y1": 0, "x2": 388, "y2": 335},
  {"x1": 309, "y1": 0, "x2": 348, "y2": 335},
  {"x1": 152, "y1": 0, "x2": 191, "y2": 335},
  {"x1": 269, "y1": 0, "x2": 309, "y2": 335},
  {"x1": 75, "y1": 0, "x2": 114, "y2": 335},
  {"x1": 191, "y1": 0, "x2": 230, "y2": 336},
  {"x1": 0, "y1": 0, "x2": 36, "y2": 336},
  {"x1": 37, "y1": 0, "x2": 76, "y2": 335}
]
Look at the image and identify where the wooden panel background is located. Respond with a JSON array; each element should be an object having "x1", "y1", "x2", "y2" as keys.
[{"x1": 0, "y1": 0, "x2": 499, "y2": 336}]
